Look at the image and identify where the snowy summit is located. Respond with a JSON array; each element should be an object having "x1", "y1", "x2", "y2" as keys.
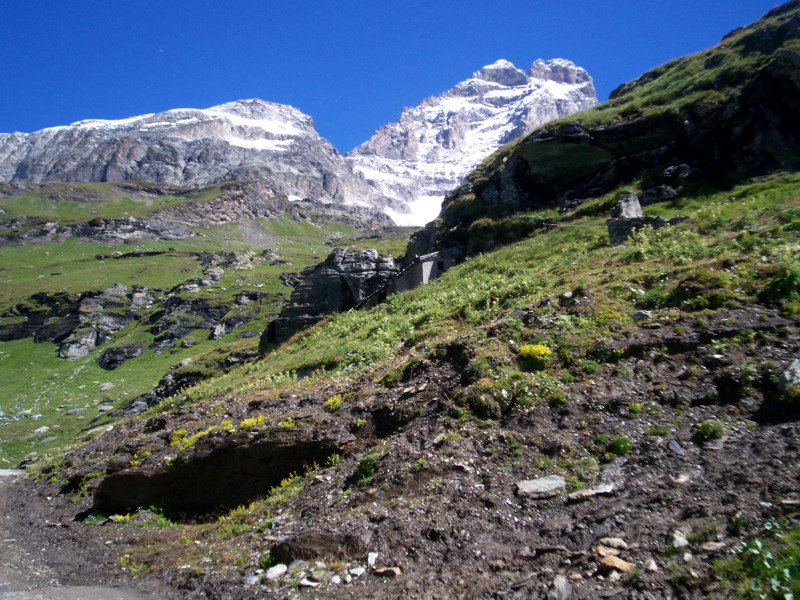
[{"x1": 347, "y1": 58, "x2": 597, "y2": 225}]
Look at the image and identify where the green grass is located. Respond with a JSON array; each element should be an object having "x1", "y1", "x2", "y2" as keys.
[
  {"x1": 0, "y1": 182, "x2": 228, "y2": 226},
  {"x1": 713, "y1": 519, "x2": 800, "y2": 599},
  {"x1": 167, "y1": 173, "x2": 800, "y2": 412},
  {"x1": 0, "y1": 182, "x2": 414, "y2": 464}
]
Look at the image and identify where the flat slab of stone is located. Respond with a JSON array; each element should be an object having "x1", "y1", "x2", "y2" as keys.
[
  {"x1": 567, "y1": 482, "x2": 617, "y2": 501},
  {"x1": 514, "y1": 475, "x2": 565, "y2": 498},
  {"x1": 600, "y1": 555, "x2": 636, "y2": 573},
  {"x1": 0, "y1": 469, "x2": 24, "y2": 477}
]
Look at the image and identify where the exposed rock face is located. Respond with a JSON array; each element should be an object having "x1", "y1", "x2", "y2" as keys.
[
  {"x1": 347, "y1": 58, "x2": 597, "y2": 225},
  {"x1": 0, "y1": 255, "x2": 276, "y2": 363},
  {"x1": 1, "y1": 214, "x2": 191, "y2": 246},
  {"x1": 0, "y1": 99, "x2": 385, "y2": 209},
  {"x1": 262, "y1": 249, "x2": 399, "y2": 347},
  {"x1": 0, "y1": 181, "x2": 393, "y2": 247},
  {"x1": 97, "y1": 343, "x2": 145, "y2": 370},
  {"x1": 58, "y1": 329, "x2": 101, "y2": 360}
]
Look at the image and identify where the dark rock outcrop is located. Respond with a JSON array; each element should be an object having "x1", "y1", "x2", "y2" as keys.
[
  {"x1": 97, "y1": 342, "x2": 146, "y2": 370},
  {"x1": 262, "y1": 249, "x2": 399, "y2": 347}
]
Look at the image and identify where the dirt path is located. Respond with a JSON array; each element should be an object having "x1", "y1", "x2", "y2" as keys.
[{"x1": 0, "y1": 470, "x2": 148, "y2": 600}]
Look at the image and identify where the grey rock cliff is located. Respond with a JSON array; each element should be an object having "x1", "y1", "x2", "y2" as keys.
[
  {"x1": 0, "y1": 99, "x2": 385, "y2": 210},
  {"x1": 262, "y1": 249, "x2": 399, "y2": 347}
]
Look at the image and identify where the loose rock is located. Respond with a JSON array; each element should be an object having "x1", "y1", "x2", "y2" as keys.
[{"x1": 514, "y1": 475, "x2": 566, "y2": 498}]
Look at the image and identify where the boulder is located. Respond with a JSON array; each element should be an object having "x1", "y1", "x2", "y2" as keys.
[
  {"x1": 262, "y1": 249, "x2": 399, "y2": 347},
  {"x1": 610, "y1": 191, "x2": 643, "y2": 219},
  {"x1": 57, "y1": 329, "x2": 98, "y2": 359},
  {"x1": 514, "y1": 475, "x2": 566, "y2": 498},
  {"x1": 92, "y1": 312, "x2": 132, "y2": 333},
  {"x1": 97, "y1": 342, "x2": 145, "y2": 370}
]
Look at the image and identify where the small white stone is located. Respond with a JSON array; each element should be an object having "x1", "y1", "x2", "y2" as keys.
[
  {"x1": 672, "y1": 530, "x2": 689, "y2": 548},
  {"x1": 349, "y1": 567, "x2": 366, "y2": 577},
  {"x1": 331, "y1": 575, "x2": 341, "y2": 584},
  {"x1": 265, "y1": 563, "x2": 287, "y2": 580},
  {"x1": 598, "y1": 537, "x2": 628, "y2": 549},
  {"x1": 367, "y1": 552, "x2": 378, "y2": 567}
]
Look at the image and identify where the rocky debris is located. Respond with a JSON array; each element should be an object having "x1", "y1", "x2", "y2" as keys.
[
  {"x1": 606, "y1": 191, "x2": 689, "y2": 246},
  {"x1": 223, "y1": 350, "x2": 260, "y2": 366},
  {"x1": 262, "y1": 248, "x2": 399, "y2": 347},
  {"x1": 112, "y1": 361, "x2": 215, "y2": 418},
  {"x1": 514, "y1": 475, "x2": 566, "y2": 498},
  {"x1": 4, "y1": 216, "x2": 192, "y2": 246},
  {"x1": 8, "y1": 297, "x2": 800, "y2": 599},
  {"x1": 97, "y1": 343, "x2": 145, "y2": 370},
  {"x1": 198, "y1": 251, "x2": 254, "y2": 272}
]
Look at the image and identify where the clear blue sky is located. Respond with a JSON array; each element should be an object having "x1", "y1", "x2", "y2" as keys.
[{"x1": 0, "y1": 0, "x2": 782, "y2": 152}]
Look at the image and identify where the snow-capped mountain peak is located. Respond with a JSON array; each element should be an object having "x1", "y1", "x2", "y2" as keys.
[
  {"x1": 0, "y1": 99, "x2": 388, "y2": 209},
  {"x1": 347, "y1": 58, "x2": 597, "y2": 225},
  {"x1": 472, "y1": 59, "x2": 529, "y2": 86}
]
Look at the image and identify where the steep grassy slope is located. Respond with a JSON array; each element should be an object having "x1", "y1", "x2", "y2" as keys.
[{"x1": 0, "y1": 181, "x2": 412, "y2": 465}]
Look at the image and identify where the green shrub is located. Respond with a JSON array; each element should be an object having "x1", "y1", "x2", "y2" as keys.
[
  {"x1": 324, "y1": 394, "x2": 343, "y2": 412},
  {"x1": 762, "y1": 262, "x2": 800, "y2": 302},
  {"x1": 356, "y1": 451, "x2": 379, "y2": 481},
  {"x1": 696, "y1": 419, "x2": 725, "y2": 440},
  {"x1": 608, "y1": 436, "x2": 632, "y2": 455},
  {"x1": 712, "y1": 519, "x2": 800, "y2": 599},
  {"x1": 667, "y1": 269, "x2": 730, "y2": 311},
  {"x1": 519, "y1": 344, "x2": 552, "y2": 370}
]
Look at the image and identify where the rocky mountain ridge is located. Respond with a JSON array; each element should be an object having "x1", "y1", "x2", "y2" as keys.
[
  {"x1": 348, "y1": 58, "x2": 597, "y2": 224},
  {"x1": 0, "y1": 99, "x2": 387, "y2": 211},
  {"x1": 0, "y1": 60, "x2": 595, "y2": 226}
]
